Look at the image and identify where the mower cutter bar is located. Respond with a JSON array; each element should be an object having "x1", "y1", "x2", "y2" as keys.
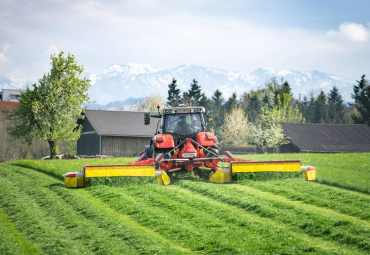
[
  {"x1": 231, "y1": 160, "x2": 301, "y2": 173},
  {"x1": 84, "y1": 165, "x2": 155, "y2": 178}
]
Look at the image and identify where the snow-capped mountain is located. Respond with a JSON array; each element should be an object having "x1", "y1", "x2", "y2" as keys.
[
  {"x1": 0, "y1": 64, "x2": 356, "y2": 105},
  {"x1": 88, "y1": 64, "x2": 356, "y2": 105}
]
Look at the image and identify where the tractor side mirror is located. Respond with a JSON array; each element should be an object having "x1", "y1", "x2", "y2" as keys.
[
  {"x1": 206, "y1": 111, "x2": 212, "y2": 122},
  {"x1": 144, "y1": 113, "x2": 150, "y2": 125}
]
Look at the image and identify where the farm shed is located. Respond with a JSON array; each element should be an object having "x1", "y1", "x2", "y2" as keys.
[
  {"x1": 77, "y1": 110, "x2": 157, "y2": 157},
  {"x1": 274, "y1": 123, "x2": 370, "y2": 153}
]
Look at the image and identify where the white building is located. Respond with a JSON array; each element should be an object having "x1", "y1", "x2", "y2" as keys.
[{"x1": 0, "y1": 89, "x2": 23, "y2": 102}]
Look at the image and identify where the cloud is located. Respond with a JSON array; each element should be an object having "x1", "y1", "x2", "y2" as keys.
[
  {"x1": 327, "y1": 22, "x2": 370, "y2": 42},
  {"x1": 0, "y1": 44, "x2": 11, "y2": 62},
  {"x1": 44, "y1": 45, "x2": 60, "y2": 57}
]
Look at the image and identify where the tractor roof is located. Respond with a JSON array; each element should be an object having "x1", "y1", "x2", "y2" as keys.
[{"x1": 160, "y1": 106, "x2": 205, "y2": 115}]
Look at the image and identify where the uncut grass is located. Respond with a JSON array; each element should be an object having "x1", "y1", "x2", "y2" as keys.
[
  {"x1": 0, "y1": 165, "x2": 189, "y2": 255},
  {"x1": 177, "y1": 180, "x2": 370, "y2": 252},
  {"x1": 9, "y1": 158, "x2": 155, "y2": 186},
  {"x1": 9, "y1": 157, "x2": 136, "y2": 178},
  {"x1": 89, "y1": 184, "x2": 338, "y2": 254},
  {"x1": 236, "y1": 153, "x2": 370, "y2": 193},
  {"x1": 235, "y1": 153, "x2": 370, "y2": 193},
  {"x1": 240, "y1": 178, "x2": 370, "y2": 220}
]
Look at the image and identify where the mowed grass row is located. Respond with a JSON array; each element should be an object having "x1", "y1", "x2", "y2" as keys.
[
  {"x1": 0, "y1": 165, "x2": 190, "y2": 254},
  {"x1": 89, "y1": 185, "x2": 324, "y2": 254},
  {"x1": 236, "y1": 153, "x2": 370, "y2": 193},
  {"x1": 89, "y1": 182, "x2": 364, "y2": 254},
  {"x1": 175, "y1": 180, "x2": 370, "y2": 252},
  {"x1": 241, "y1": 178, "x2": 370, "y2": 220},
  {"x1": 1, "y1": 153, "x2": 370, "y2": 254}
]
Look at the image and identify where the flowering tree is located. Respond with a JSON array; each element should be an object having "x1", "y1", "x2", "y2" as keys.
[
  {"x1": 248, "y1": 121, "x2": 288, "y2": 153},
  {"x1": 7, "y1": 52, "x2": 91, "y2": 158},
  {"x1": 131, "y1": 94, "x2": 166, "y2": 112},
  {"x1": 218, "y1": 107, "x2": 249, "y2": 147}
]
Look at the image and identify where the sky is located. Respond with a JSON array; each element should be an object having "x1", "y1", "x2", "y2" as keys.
[{"x1": 0, "y1": 0, "x2": 369, "y2": 81}]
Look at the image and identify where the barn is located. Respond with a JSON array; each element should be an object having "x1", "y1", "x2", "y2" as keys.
[
  {"x1": 77, "y1": 110, "x2": 157, "y2": 157},
  {"x1": 276, "y1": 123, "x2": 370, "y2": 153}
]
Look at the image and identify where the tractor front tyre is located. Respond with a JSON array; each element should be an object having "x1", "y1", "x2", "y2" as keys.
[
  {"x1": 145, "y1": 146, "x2": 152, "y2": 160},
  {"x1": 206, "y1": 146, "x2": 219, "y2": 157}
]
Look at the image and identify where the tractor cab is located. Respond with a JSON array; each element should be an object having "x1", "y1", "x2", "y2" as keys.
[{"x1": 144, "y1": 105, "x2": 217, "y2": 159}]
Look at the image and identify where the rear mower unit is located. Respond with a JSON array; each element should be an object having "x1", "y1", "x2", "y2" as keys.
[{"x1": 64, "y1": 105, "x2": 316, "y2": 188}]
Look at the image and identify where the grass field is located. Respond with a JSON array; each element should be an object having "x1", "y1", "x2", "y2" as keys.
[{"x1": 0, "y1": 153, "x2": 369, "y2": 254}]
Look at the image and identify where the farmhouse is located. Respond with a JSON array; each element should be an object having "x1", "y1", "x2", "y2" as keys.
[
  {"x1": 277, "y1": 123, "x2": 370, "y2": 153},
  {"x1": 77, "y1": 109, "x2": 157, "y2": 157}
]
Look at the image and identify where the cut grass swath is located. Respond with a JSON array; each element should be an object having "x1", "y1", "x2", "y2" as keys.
[
  {"x1": 0, "y1": 165, "x2": 190, "y2": 255},
  {"x1": 89, "y1": 184, "x2": 351, "y2": 254},
  {"x1": 177, "y1": 180, "x2": 370, "y2": 252}
]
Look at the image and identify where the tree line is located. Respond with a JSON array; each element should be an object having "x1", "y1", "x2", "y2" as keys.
[{"x1": 164, "y1": 75, "x2": 370, "y2": 152}]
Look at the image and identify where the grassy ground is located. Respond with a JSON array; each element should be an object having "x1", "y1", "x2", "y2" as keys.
[{"x1": 0, "y1": 153, "x2": 369, "y2": 254}]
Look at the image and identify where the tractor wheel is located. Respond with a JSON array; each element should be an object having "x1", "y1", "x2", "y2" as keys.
[
  {"x1": 145, "y1": 146, "x2": 151, "y2": 160},
  {"x1": 206, "y1": 146, "x2": 219, "y2": 157},
  {"x1": 151, "y1": 146, "x2": 156, "y2": 159}
]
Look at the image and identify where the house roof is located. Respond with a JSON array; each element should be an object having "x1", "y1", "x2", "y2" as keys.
[
  {"x1": 281, "y1": 122, "x2": 370, "y2": 152},
  {"x1": 84, "y1": 109, "x2": 157, "y2": 137}
]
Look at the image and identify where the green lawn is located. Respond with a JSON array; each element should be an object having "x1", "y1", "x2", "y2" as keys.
[{"x1": 0, "y1": 153, "x2": 369, "y2": 254}]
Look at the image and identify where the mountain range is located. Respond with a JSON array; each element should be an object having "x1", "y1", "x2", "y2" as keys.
[
  {"x1": 85, "y1": 64, "x2": 356, "y2": 105},
  {"x1": 1, "y1": 64, "x2": 356, "y2": 107}
]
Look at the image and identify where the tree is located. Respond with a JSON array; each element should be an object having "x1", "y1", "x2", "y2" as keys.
[
  {"x1": 131, "y1": 94, "x2": 166, "y2": 112},
  {"x1": 210, "y1": 89, "x2": 225, "y2": 130},
  {"x1": 248, "y1": 121, "x2": 288, "y2": 154},
  {"x1": 166, "y1": 78, "x2": 181, "y2": 107},
  {"x1": 224, "y1": 93, "x2": 238, "y2": 113},
  {"x1": 306, "y1": 95, "x2": 316, "y2": 123},
  {"x1": 265, "y1": 76, "x2": 282, "y2": 106},
  {"x1": 314, "y1": 90, "x2": 327, "y2": 123},
  {"x1": 351, "y1": 75, "x2": 370, "y2": 125},
  {"x1": 218, "y1": 107, "x2": 249, "y2": 147},
  {"x1": 188, "y1": 79, "x2": 204, "y2": 106},
  {"x1": 327, "y1": 86, "x2": 345, "y2": 123},
  {"x1": 280, "y1": 81, "x2": 292, "y2": 105},
  {"x1": 182, "y1": 91, "x2": 191, "y2": 105},
  {"x1": 247, "y1": 93, "x2": 262, "y2": 123},
  {"x1": 7, "y1": 52, "x2": 91, "y2": 158},
  {"x1": 261, "y1": 94, "x2": 305, "y2": 124}
]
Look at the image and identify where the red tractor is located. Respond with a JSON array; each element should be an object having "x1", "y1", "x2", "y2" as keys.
[
  {"x1": 143, "y1": 104, "x2": 220, "y2": 174},
  {"x1": 64, "y1": 105, "x2": 317, "y2": 188}
]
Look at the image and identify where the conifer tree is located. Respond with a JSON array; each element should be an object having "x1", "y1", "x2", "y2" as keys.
[
  {"x1": 327, "y1": 86, "x2": 345, "y2": 123},
  {"x1": 314, "y1": 90, "x2": 327, "y2": 123},
  {"x1": 182, "y1": 91, "x2": 191, "y2": 105},
  {"x1": 166, "y1": 78, "x2": 181, "y2": 107},
  {"x1": 210, "y1": 89, "x2": 225, "y2": 130},
  {"x1": 224, "y1": 93, "x2": 238, "y2": 113},
  {"x1": 306, "y1": 95, "x2": 316, "y2": 123},
  {"x1": 247, "y1": 94, "x2": 262, "y2": 122},
  {"x1": 265, "y1": 76, "x2": 282, "y2": 106},
  {"x1": 188, "y1": 79, "x2": 204, "y2": 106},
  {"x1": 351, "y1": 75, "x2": 370, "y2": 125},
  {"x1": 280, "y1": 81, "x2": 292, "y2": 105}
]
